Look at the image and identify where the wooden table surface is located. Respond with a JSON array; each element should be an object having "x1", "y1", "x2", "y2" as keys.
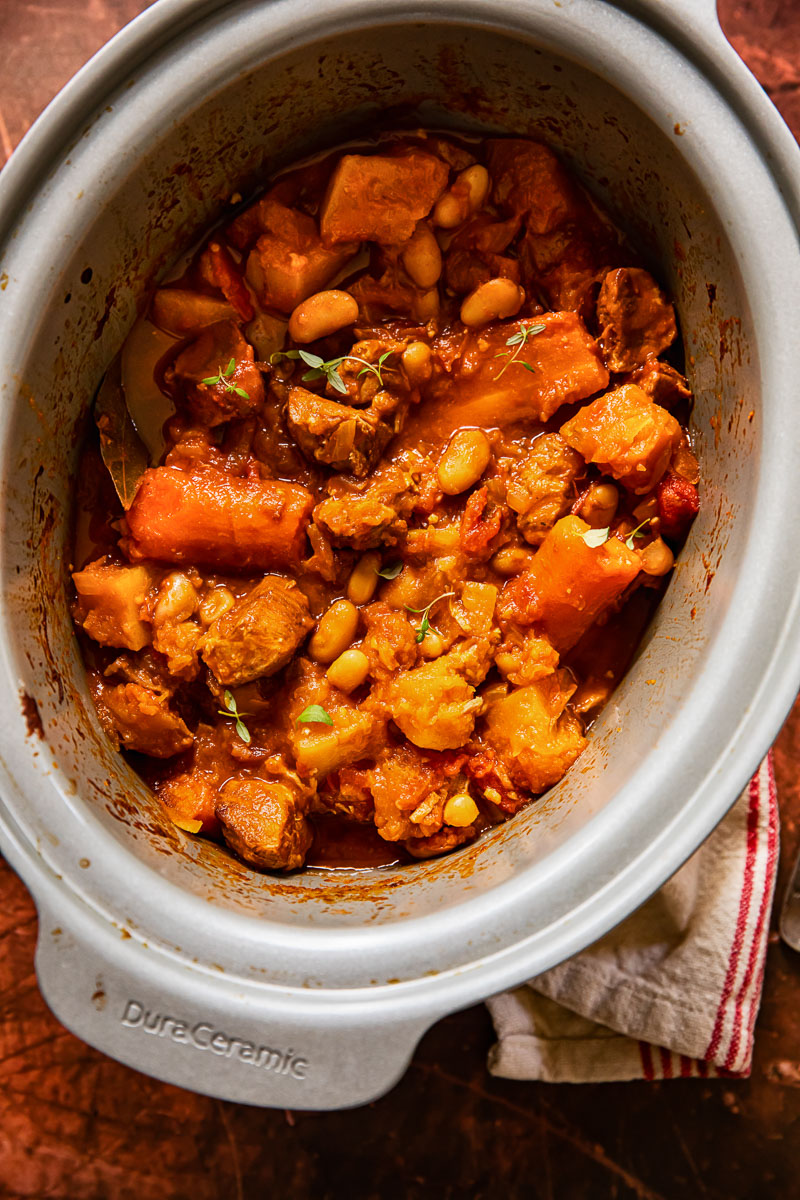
[{"x1": 2, "y1": 2, "x2": 800, "y2": 1197}]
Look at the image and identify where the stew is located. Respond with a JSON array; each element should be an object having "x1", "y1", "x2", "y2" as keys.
[{"x1": 71, "y1": 131, "x2": 700, "y2": 873}]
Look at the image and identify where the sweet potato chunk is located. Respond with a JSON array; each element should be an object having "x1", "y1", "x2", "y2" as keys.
[
  {"x1": 125, "y1": 466, "x2": 314, "y2": 571},
  {"x1": 498, "y1": 515, "x2": 641, "y2": 651},
  {"x1": 482, "y1": 671, "x2": 587, "y2": 793},
  {"x1": 201, "y1": 577, "x2": 313, "y2": 687},
  {"x1": 434, "y1": 312, "x2": 609, "y2": 428},
  {"x1": 73, "y1": 560, "x2": 157, "y2": 651},
  {"x1": 506, "y1": 433, "x2": 584, "y2": 546},
  {"x1": 102, "y1": 682, "x2": 193, "y2": 758},
  {"x1": 216, "y1": 778, "x2": 312, "y2": 871},
  {"x1": 286, "y1": 386, "x2": 394, "y2": 477},
  {"x1": 596, "y1": 268, "x2": 677, "y2": 372},
  {"x1": 169, "y1": 320, "x2": 264, "y2": 426},
  {"x1": 560, "y1": 383, "x2": 681, "y2": 494},
  {"x1": 245, "y1": 198, "x2": 358, "y2": 313},
  {"x1": 151, "y1": 289, "x2": 237, "y2": 336},
  {"x1": 320, "y1": 151, "x2": 449, "y2": 245}
]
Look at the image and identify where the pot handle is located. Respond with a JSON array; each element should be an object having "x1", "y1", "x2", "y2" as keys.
[
  {"x1": 34, "y1": 900, "x2": 433, "y2": 1110},
  {"x1": 640, "y1": 0, "x2": 722, "y2": 38}
]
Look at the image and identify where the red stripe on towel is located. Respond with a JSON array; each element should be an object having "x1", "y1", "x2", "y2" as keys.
[
  {"x1": 704, "y1": 777, "x2": 761, "y2": 1061},
  {"x1": 639, "y1": 1041, "x2": 654, "y2": 1080},
  {"x1": 725, "y1": 760, "x2": 778, "y2": 1070},
  {"x1": 659, "y1": 1047, "x2": 673, "y2": 1079},
  {"x1": 741, "y1": 758, "x2": 779, "y2": 1068}
]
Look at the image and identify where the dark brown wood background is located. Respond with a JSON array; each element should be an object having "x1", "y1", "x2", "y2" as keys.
[{"x1": 1, "y1": 2, "x2": 800, "y2": 1196}]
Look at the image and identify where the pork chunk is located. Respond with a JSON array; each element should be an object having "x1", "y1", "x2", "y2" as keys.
[
  {"x1": 506, "y1": 433, "x2": 584, "y2": 545},
  {"x1": 320, "y1": 151, "x2": 449, "y2": 244},
  {"x1": 101, "y1": 681, "x2": 193, "y2": 758},
  {"x1": 216, "y1": 778, "x2": 312, "y2": 871},
  {"x1": 626, "y1": 359, "x2": 691, "y2": 408},
  {"x1": 286, "y1": 386, "x2": 395, "y2": 477},
  {"x1": 73, "y1": 560, "x2": 157, "y2": 651},
  {"x1": 368, "y1": 744, "x2": 449, "y2": 842},
  {"x1": 312, "y1": 493, "x2": 404, "y2": 550},
  {"x1": 560, "y1": 383, "x2": 681, "y2": 494},
  {"x1": 169, "y1": 320, "x2": 264, "y2": 426},
  {"x1": 597, "y1": 268, "x2": 677, "y2": 372},
  {"x1": 201, "y1": 577, "x2": 313, "y2": 687}
]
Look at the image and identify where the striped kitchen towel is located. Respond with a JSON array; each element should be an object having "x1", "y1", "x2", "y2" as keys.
[{"x1": 487, "y1": 755, "x2": 778, "y2": 1082}]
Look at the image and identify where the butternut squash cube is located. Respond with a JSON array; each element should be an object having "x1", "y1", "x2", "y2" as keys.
[
  {"x1": 560, "y1": 383, "x2": 681, "y2": 494},
  {"x1": 498, "y1": 515, "x2": 641, "y2": 652},
  {"x1": 483, "y1": 670, "x2": 587, "y2": 794}
]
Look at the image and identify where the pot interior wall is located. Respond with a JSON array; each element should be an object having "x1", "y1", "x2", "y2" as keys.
[{"x1": 3, "y1": 21, "x2": 756, "y2": 931}]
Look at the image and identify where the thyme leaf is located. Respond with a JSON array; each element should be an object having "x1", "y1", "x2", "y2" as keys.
[
  {"x1": 582, "y1": 526, "x2": 611, "y2": 548},
  {"x1": 376, "y1": 560, "x2": 403, "y2": 580},
  {"x1": 296, "y1": 704, "x2": 334, "y2": 726}
]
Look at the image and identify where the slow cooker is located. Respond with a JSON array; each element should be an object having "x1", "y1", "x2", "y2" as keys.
[{"x1": 1, "y1": 0, "x2": 799, "y2": 1109}]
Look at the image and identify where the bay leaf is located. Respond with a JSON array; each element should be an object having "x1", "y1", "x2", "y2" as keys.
[{"x1": 94, "y1": 353, "x2": 150, "y2": 510}]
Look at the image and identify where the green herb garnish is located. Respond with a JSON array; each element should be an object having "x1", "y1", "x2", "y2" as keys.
[
  {"x1": 494, "y1": 322, "x2": 546, "y2": 381},
  {"x1": 625, "y1": 517, "x2": 653, "y2": 551},
  {"x1": 218, "y1": 689, "x2": 252, "y2": 744},
  {"x1": 296, "y1": 704, "x2": 334, "y2": 726},
  {"x1": 271, "y1": 349, "x2": 395, "y2": 395},
  {"x1": 201, "y1": 357, "x2": 250, "y2": 399},
  {"x1": 405, "y1": 591, "x2": 455, "y2": 644},
  {"x1": 582, "y1": 526, "x2": 610, "y2": 548},
  {"x1": 376, "y1": 560, "x2": 403, "y2": 580}
]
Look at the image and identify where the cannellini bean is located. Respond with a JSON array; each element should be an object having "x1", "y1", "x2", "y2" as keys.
[
  {"x1": 414, "y1": 288, "x2": 440, "y2": 322},
  {"x1": 460, "y1": 278, "x2": 524, "y2": 327},
  {"x1": 308, "y1": 598, "x2": 359, "y2": 663},
  {"x1": 402, "y1": 341, "x2": 432, "y2": 384},
  {"x1": 326, "y1": 648, "x2": 370, "y2": 693},
  {"x1": 633, "y1": 494, "x2": 659, "y2": 522},
  {"x1": 433, "y1": 164, "x2": 491, "y2": 228},
  {"x1": 347, "y1": 552, "x2": 381, "y2": 605},
  {"x1": 438, "y1": 429, "x2": 492, "y2": 495},
  {"x1": 490, "y1": 546, "x2": 536, "y2": 576},
  {"x1": 579, "y1": 482, "x2": 619, "y2": 529},
  {"x1": 640, "y1": 538, "x2": 675, "y2": 576},
  {"x1": 444, "y1": 793, "x2": 479, "y2": 827},
  {"x1": 419, "y1": 630, "x2": 444, "y2": 659},
  {"x1": 154, "y1": 572, "x2": 198, "y2": 624},
  {"x1": 288, "y1": 289, "x2": 358, "y2": 344},
  {"x1": 199, "y1": 585, "x2": 235, "y2": 626},
  {"x1": 402, "y1": 224, "x2": 442, "y2": 289}
]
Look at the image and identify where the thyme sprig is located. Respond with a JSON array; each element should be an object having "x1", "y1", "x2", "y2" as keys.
[
  {"x1": 494, "y1": 322, "x2": 546, "y2": 381},
  {"x1": 218, "y1": 690, "x2": 252, "y2": 744},
  {"x1": 271, "y1": 349, "x2": 395, "y2": 395},
  {"x1": 405, "y1": 591, "x2": 456, "y2": 644},
  {"x1": 202, "y1": 357, "x2": 250, "y2": 399}
]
